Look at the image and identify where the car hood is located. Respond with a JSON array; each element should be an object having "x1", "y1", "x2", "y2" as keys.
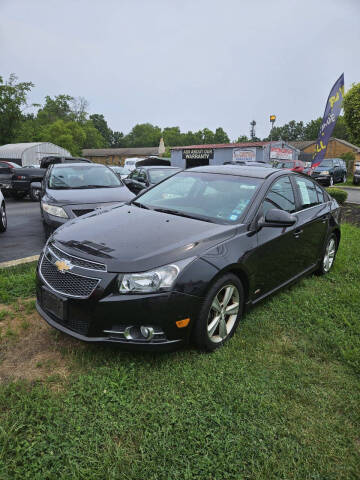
[
  {"x1": 52, "y1": 204, "x2": 238, "y2": 272},
  {"x1": 45, "y1": 186, "x2": 134, "y2": 205}
]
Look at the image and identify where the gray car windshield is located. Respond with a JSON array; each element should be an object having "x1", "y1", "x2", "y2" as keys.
[
  {"x1": 48, "y1": 165, "x2": 122, "y2": 189},
  {"x1": 134, "y1": 171, "x2": 261, "y2": 224},
  {"x1": 148, "y1": 168, "x2": 180, "y2": 184}
]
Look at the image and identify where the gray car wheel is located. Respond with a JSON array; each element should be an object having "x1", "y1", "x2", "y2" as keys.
[{"x1": 0, "y1": 203, "x2": 7, "y2": 232}]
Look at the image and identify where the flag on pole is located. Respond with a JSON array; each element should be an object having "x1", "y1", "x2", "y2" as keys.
[{"x1": 312, "y1": 74, "x2": 345, "y2": 167}]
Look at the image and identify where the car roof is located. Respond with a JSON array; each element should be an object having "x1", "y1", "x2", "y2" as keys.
[
  {"x1": 188, "y1": 165, "x2": 281, "y2": 179},
  {"x1": 139, "y1": 166, "x2": 181, "y2": 170},
  {"x1": 52, "y1": 162, "x2": 105, "y2": 168}
]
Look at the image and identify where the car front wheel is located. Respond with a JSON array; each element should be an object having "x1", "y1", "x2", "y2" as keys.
[
  {"x1": 343, "y1": 174, "x2": 347, "y2": 183},
  {"x1": 329, "y1": 176, "x2": 334, "y2": 186},
  {"x1": 317, "y1": 234, "x2": 337, "y2": 275},
  {"x1": 193, "y1": 273, "x2": 244, "y2": 351},
  {"x1": 0, "y1": 203, "x2": 7, "y2": 232}
]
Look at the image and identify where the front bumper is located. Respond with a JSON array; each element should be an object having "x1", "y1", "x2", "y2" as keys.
[
  {"x1": 312, "y1": 174, "x2": 331, "y2": 184},
  {"x1": 36, "y1": 276, "x2": 202, "y2": 350}
]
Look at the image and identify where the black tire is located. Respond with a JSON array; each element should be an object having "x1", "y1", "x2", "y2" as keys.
[
  {"x1": 193, "y1": 273, "x2": 244, "y2": 352},
  {"x1": 30, "y1": 186, "x2": 40, "y2": 202},
  {"x1": 12, "y1": 191, "x2": 27, "y2": 200},
  {"x1": 316, "y1": 233, "x2": 338, "y2": 276},
  {"x1": 0, "y1": 202, "x2": 7, "y2": 233}
]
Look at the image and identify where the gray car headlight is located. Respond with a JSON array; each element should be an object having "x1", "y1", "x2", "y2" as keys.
[
  {"x1": 118, "y1": 258, "x2": 195, "y2": 294},
  {"x1": 319, "y1": 170, "x2": 329, "y2": 175},
  {"x1": 42, "y1": 202, "x2": 68, "y2": 218}
]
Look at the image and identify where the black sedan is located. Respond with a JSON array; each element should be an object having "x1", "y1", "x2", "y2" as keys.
[
  {"x1": 36, "y1": 166, "x2": 341, "y2": 351},
  {"x1": 40, "y1": 163, "x2": 134, "y2": 236},
  {"x1": 123, "y1": 165, "x2": 181, "y2": 194}
]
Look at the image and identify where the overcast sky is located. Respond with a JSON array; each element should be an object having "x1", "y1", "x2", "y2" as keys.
[{"x1": 1, "y1": 0, "x2": 359, "y2": 141}]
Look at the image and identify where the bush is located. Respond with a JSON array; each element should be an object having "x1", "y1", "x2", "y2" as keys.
[{"x1": 326, "y1": 187, "x2": 348, "y2": 204}]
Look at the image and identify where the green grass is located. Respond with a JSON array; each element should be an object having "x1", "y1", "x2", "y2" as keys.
[
  {"x1": 0, "y1": 262, "x2": 37, "y2": 304},
  {"x1": 0, "y1": 225, "x2": 360, "y2": 479}
]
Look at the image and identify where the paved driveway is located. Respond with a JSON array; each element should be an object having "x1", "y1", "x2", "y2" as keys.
[
  {"x1": 342, "y1": 187, "x2": 360, "y2": 204},
  {"x1": 0, "y1": 198, "x2": 45, "y2": 262}
]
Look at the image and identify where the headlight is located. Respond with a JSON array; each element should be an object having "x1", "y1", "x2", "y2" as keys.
[
  {"x1": 42, "y1": 202, "x2": 68, "y2": 218},
  {"x1": 118, "y1": 258, "x2": 195, "y2": 293},
  {"x1": 320, "y1": 171, "x2": 329, "y2": 175}
]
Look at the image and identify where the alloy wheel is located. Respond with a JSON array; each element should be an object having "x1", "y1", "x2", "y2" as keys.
[
  {"x1": 323, "y1": 237, "x2": 336, "y2": 272},
  {"x1": 343, "y1": 175, "x2": 347, "y2": 183},
  {"x1": 0, "y1": 205, "x2": 7, "y2": 230},
  {"x1": 207, "y1": 284, "x2": 239, "y2": 343},
  {"x1": 329, "y1": 176, "x2": 334, "y2": 186}
]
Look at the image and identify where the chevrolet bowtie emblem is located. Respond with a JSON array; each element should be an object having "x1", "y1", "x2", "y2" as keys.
[{"x1": 55, "y1": 259, "x2": 73, "y2": 273}]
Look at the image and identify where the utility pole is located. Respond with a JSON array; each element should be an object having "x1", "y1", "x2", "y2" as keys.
[
  {"x1": 250, "y1": 120, "x2": 256, "y2": 141},
  {"x1": 269, "y1": 115, "x2": 276, "y2": 162}
]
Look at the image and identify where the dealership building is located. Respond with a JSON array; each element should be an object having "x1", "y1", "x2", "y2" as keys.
[{"x1": 170, "y1": 141, "x2": 299, "y2": 169}]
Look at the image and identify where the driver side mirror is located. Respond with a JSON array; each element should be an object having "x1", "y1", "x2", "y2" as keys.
[{"x1": 260, "y1": 208, "x2": 296, "y2": 228}]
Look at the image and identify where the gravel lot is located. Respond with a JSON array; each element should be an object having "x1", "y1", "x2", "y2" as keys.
[{"x1": 0, "y1": 198, "x2": 44, "y2": 263}]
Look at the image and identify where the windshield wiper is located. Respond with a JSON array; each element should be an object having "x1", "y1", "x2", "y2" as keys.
[
  {"x1": 131, "y1": 201, "x2": 151, "y2": 210},
  {"x1": 152, "y1": 207, "x2": 214, "y2": 223},
  {"x1": 72, "y1": 185, "x2": 110, "y2": 189}
]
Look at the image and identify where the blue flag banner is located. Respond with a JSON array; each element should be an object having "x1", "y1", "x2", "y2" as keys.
[{"x1": 312, "y1": 73, "x2": 345, "y2": 167}]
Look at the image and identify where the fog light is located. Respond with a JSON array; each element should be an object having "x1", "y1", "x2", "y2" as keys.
[{"x1": 140, "y1": 326, "x2": 154, "y2": 341}]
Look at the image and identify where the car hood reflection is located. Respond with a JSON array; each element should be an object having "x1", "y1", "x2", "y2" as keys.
[{"x1": 53, "y1": 204, "x2": 239, "y2": 272}]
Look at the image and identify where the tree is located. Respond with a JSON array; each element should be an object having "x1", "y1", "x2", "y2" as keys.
[
  {"x1": 82, "y1": 121, "x2": 106, "y2": 149},
  {"x1": 36, "y1": 95, "x2": 73, "y2": 125},
  {"x1": 162, "y1": 127, "x2": 183, "y2": 147},
  {"x1": 0, "y1": 73, "x2": 34, "y2": 145},
  {"x1": 263, "y1": 120, "x2": 305, "y2": 141},
  {"x1": 235, "y1": 135, "x2": 249, "y2": 143},
  {"x1": 89, "y1": 114, "x2": 113, "y2": 146},
  {"x1": 110, "y1": 131, "x2": 125, "y2": 148},
  {"x1": 39, "y1": 120, "x2": 86, "y2": 156},
  {"x1": 303, "y1": 116, "x2": 350, "y2": 141},
  {"x1": 214, "y1": 127, "x2": 230, "y2": 144},
  {"x1": 124, "y1": 123, "x2": 162, "y2": 147},
  {"x1": 343, "y1": 83, "x2": 360, "y2": 145}
]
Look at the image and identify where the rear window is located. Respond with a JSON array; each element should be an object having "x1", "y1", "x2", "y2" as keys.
[{"x1": 148, "y1": 169, "x2": 179, "y2": 184}]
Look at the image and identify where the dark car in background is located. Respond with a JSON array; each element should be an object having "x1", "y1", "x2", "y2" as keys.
[
  {"x1": 36, "y1": 165, "x2": 340, "y2": 352},
  {"x1": 353, "y1": 162, "x2": 360, "y2": 185},
  {"x1": 311, "y1": 158, "x2": 347, "y2": 186},
  {"x1": 0, "y1": 161, "x2": 19, "y2": 196},
  {"x1": 11, "y1": 156, "x2": 92, "y2": 201},
  {"x1": 123, "y1": 165, "x2": 181, "y2": 194},
  {"x1": 40, "y1": 162, "x2": 134, "y2": 237}
]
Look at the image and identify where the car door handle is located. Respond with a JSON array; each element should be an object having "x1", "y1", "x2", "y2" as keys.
[{"x1": 293, "y1": 229, "x2": 303, "y2": 239}]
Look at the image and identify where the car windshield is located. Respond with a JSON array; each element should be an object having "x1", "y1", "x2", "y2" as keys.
[
  {"x1": 48, "y1": 165, "x2": 122, "y2": 189},
  {"x1": 148, "y1": 168, "x2": 179, "y2": 184},
  {"x1": 133, "y1": 171, "x2": 261, "y2": 224},
  {"x1": 319, "y1": 159, "x2": 333, "y2": 167}
]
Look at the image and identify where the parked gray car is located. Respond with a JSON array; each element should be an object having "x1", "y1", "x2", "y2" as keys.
[{"x1": 353, "y1": 162, "x2": 360, "y2": 185}]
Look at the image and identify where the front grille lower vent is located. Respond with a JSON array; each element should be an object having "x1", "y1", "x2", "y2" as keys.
[
  {"x1": 40, "y1": 256, "x2": 99, "y2": 298},
  {"x1": 72, "y1": 209, "x2": 94, "y2": 217}
]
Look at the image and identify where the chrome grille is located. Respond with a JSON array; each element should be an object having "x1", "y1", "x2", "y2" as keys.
[
  {"x1": 49, "y1": 243, "x2": 106, "y2": 271},
  {"x1": 40, "y1": 256, "x2": 100, "y2": 298}
]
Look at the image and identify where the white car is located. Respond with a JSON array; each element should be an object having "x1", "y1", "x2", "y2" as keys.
[{"x1": 0, "y1": 189, "x2": 7, "y2": 232}]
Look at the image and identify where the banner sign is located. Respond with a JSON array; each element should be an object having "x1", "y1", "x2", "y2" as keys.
[
  {"x1": 233, "y1": 148, "x2": 256, "y2": 161},
  {"x1": 182, "y1": 148, "x2": 214, "y2": 160},
  {"x1": 270, "y1": 147, "x2": 293, "y2": 160},
  {"x1": 312, "y1": 73, "x2": 345, "y2": 167}
]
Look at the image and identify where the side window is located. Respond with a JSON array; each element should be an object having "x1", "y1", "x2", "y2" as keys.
[
  {"x1": 262, "y1": 176, "x2": 296, "y2": 216},
  {"x1": 137, "y1": 170, "x2": 147, "y2": 182},
  {"x1": 315, "y1": 184, "x2": 325, "y2": 204},
  {"x1": 294, "y1": 177, "x2": 319, "y2": 209},
  {"x1": 129, "y1": 169, "x2": 139, "y2": 180},
  {"x1": 0, "y1": 163, "x2": 11, "y2": 174}
]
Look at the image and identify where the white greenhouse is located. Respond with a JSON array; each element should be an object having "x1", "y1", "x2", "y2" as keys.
[{"x1": 0, "y1": 142, "x2": 71, "y2": 167}]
